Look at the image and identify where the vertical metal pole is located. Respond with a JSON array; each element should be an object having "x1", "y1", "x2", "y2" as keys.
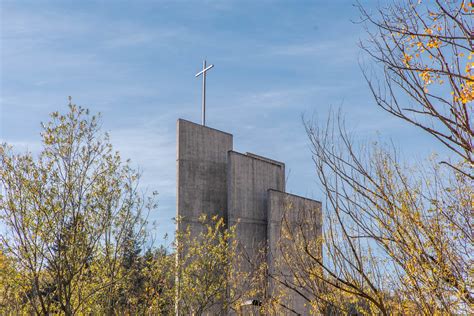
[{"x1": 202, "y1": 60, "x2": 206, "y2": 126}]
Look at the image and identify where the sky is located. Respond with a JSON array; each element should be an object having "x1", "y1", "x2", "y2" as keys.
[{"x1": 0, "y1": 0, "x2": 448, "y2": 243}]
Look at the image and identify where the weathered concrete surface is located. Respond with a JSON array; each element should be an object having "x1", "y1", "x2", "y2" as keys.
[
  {"x1": 227, "y1": 151, "x2": 285, "y2": 273},
  {"x1": 245, "y1": 152, "x2": 285, "y2": 172},
  {"x1": 176, "y1": 119, "x2": 323, "y2": 314},
  {"x1": 176, "y1": 119, "x2": 233, "y2": 316},
  {"x1": 267, "y1": 189, "x2": 322, "y2": 316},
  {"x1": 176, "y1": 118, "x2": 233, "y2": 233}
]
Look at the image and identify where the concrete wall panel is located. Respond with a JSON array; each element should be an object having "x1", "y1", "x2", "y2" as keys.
[
  {"x1": 176, "y1": 119, "x2": 233, "y2": 231},
  {"x1": 267, "y1": 189, "x2": 322, "y2": 316},
  {"x1": 227, "y1": 151, "x2": 285, "y2": 273}
]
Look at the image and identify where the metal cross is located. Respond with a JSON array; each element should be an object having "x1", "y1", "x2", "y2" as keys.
[{"x1": 195, "y1": 60, "x2": 214, "y2": 126}]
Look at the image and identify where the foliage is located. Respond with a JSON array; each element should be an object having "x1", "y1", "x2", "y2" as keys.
[
  {"x1": 175, "y1": 214, "x2": 253, "y2": 315},
  {"x1": 0, "y1": 104, "x2": 156, "y2": 315},
  {"x1": 299, "y1": 114, "x2": 472, "y2": 315},
  {"x1": 2, "y1": 2, "x2": 471, "y2": 314},
  {"x1": 360, "y1": 0, "x2": 473, "y2": 176},
  {"x1": 272, "y1": 1, "x2": 473, "y2": 315},
  {"x1": 0, "y1": 104, "x2": 250, "y2": 315}
]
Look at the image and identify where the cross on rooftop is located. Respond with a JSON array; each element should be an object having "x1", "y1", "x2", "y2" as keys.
[{"x1": 195, "y1": 60, "x2": 214, "y2": 126}]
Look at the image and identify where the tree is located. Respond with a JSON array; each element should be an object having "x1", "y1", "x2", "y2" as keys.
[
  {"x1": 272, "y1": 1, "x2": 473, "y2": 314},
  {"x1": 175, "y1": 215, "x2": 254, "y2": 315},
  {"x1": 0, "y1": 247, "x2": 26, "y2": 313},
  {"x1": 360, "y1": 0, "x2": 473, "y2": 177},
  {"x1": 0, "y1": 103, "x2": 264, "y2": 315},
  {"x1": 138, "y1": 246, "x2": 175, "y2": 314},
  {"x1": 0, "y1": 103, "x2": 155, "y2": 315}
]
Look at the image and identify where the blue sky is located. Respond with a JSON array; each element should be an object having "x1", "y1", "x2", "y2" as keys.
[{"x1": 0, "y1": 0, "x2": 446, "y2": 243}]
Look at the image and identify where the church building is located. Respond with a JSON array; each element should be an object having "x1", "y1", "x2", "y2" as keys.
[{"x1": 176, "y1": 118, "x2": 322, "y2": 315}]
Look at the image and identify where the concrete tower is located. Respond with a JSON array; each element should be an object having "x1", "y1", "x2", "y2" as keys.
[
  {"x1": 176, "y1": 119, "x2": 232, "y2": 236},
  {"x1": 176, "y1": 119, "x2": 322, "y2": 315}
]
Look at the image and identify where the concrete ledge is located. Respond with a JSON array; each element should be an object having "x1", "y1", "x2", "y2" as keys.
[
  {"x1": 245, "y1": 152, "x2": 285, "y2": 168},
  {"x1": 267, "y1": 189, "x2": 322, "y2": 205}
]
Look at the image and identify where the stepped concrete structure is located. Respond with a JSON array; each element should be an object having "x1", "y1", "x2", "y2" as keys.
[{"x1": 176, "y1": 119, "x2": 322, "y2": 315}]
